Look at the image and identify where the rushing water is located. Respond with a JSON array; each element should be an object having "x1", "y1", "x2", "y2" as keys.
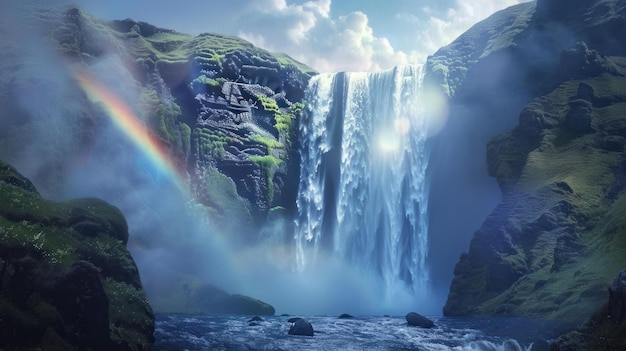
[
  {"x1": 153, "y1": 314, "x2": 558, "y2": 351},
  {"x1": 295, "y1": 65, "x2": 430, "y2": 296}
]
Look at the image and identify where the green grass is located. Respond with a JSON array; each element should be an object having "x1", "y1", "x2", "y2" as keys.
[
  {"x1": 448, "y1": 71, "x2": 626, "y2": 324},
  {"x1": 249, "y1": 155, "x2": 282, "y2": 202},
  {"x1": 250, "y1": 134, "x2": 283, "y2": 150},
  {"x1": 193, "y1": 128, "x2": 229, "y2": 160}
]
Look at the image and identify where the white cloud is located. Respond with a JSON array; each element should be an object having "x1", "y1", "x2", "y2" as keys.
[
  {"x1": 407, "y1": 0, "x2": 529, "y2": 60},
  {"x1": 234, "y1": 0, "x2": 530, "y2": 73}
]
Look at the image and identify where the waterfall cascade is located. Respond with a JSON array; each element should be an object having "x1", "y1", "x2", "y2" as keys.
[{"x1": 296, "y1": 65, "x2": 430, "y2": 295}]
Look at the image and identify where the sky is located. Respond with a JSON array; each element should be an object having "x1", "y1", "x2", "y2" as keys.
[{"x1": 73, "y1": 0, "x2": 532, "y2": 73}]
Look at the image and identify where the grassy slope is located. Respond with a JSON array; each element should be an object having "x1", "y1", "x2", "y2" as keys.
[{"x1": 447, "y1": 63, "x2": 626, "y2": 324}]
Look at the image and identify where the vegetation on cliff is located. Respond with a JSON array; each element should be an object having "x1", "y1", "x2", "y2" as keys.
[
  {"x1": 0, "y1": 160, "x2": 154, "y2": 350},
  {"x1": 437, "y1": 0, "x2": 626, "y2": 341}
]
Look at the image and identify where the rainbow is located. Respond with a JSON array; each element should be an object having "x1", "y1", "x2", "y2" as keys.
[{"x1": 73, "y1": 69, "x2": 189, "y2": 196}]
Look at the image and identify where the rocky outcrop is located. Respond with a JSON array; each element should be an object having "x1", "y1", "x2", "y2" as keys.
[
  {"x1": 149, "y1": 279, "x2": 276, "y2": 316},
  {"x1": 435, "y1": 0, "x2": 626, "y2": 329},
  {"x1": 186, "y1": 285, "x2": 276, "y2": 316},
  {"x1": 0, "y1": 160, "x2": 154, "y2": 350}
]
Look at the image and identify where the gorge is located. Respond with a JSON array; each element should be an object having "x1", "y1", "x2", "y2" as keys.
[{"x1": 1, "y1": 0, "x2": 625, "y2": 350}]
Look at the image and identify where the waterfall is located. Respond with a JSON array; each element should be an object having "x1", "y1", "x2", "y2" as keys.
[{"x1": 296, "y1": 65, "x2": 430, "y2": 295}]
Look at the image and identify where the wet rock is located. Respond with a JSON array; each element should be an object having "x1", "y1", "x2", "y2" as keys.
[
  {"x1": 338, "y1": 313, "x2": 354, "y2": 319},
  {"x1": 405, "y1": 312, "x2": 434, "y2": 328},
  {"x1": 288, "y1": 318, "x2": 314, "y2": 336},
  {"x1": 608, "y1": 270, "x2": 626, "y2": 323},
  {"x1": 287, "y1": 317, "x2": 302, "y2": 323},
  {"x1": 248, "y1": 316, "x2": 264, "y2": 323}
]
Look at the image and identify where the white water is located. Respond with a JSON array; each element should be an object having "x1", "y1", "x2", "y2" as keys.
[{"x1": 296, "y1": 65, "x2": 430, "y2": 297}]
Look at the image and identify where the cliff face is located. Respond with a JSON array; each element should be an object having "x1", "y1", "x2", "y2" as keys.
[
  {"x1": 0, "y1": 5, "x2": 314, "y2": 233},
  {"x1": 0, "y1": 160, "x2": 154, "y2": 350},
  {"x1": 431, "y1": 0, "x2": 626, "y2": 325}
]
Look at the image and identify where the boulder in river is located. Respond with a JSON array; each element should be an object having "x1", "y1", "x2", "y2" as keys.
[
  {"x1": 406, "y1": 312, "x2": 434, "y2": 328},
  {"x1": 288, "y1": 318, "x2": 314, "y2": 336},
  {"x1": 338, "y1": 313, "x2": 354, "y2": 319}
]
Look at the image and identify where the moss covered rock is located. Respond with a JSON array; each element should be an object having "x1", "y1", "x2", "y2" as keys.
[{"x1": 0, "y1": 160, "x2": 154, "y2": 350}]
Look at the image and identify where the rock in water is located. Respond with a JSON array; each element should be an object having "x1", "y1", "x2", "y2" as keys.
[
  {"x1": 248, "y1": 316, "x2": 264, "y2": 323},
  {"x1": 288, "y1": 318, "x2": 314, "y2": 336},
  {"x1": 287, "y1": 317, "x2": 302, "y2": 323},
  {"x1": 405, "y1": 312, "x2": 434, "y2": 328},
  {"x1": 609, "y1": 270, "x2": 626, "y2": 323},
  {"x1": 338, "y1": 313, "x2": 354, "y2": 319}
]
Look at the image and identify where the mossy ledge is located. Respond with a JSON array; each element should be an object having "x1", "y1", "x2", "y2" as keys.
[{"x1": 0, "y1": 160, "x2": 154, "y2": 351}]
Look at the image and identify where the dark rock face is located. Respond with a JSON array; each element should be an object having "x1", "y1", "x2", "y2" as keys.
[
  {"x1": 608, "y1": 270, "x2": 626, "y2": 323},
  {"x1": 51, "y1": 261, "x2": 112, "y2": 350},
  {"x1": 405, "y1": 312, "x2": 434, "y2": 328},
  {"x1": 288, "y1": 318, "x2": 314, "y2": 336},
  {"x1": 0, "y1": 160, "x2": 154, "y2": 350}
]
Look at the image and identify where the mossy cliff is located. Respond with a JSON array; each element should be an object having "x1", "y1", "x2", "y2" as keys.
[
  {"x1": 0, "y1": 160, "x2": 154, "y2": 350},
  {"x1": 1, "y1": 4, "x2": 314, "y2": 230},
  {"x1": 429, "y1": 0, "x2": 626, "y2": 345}
]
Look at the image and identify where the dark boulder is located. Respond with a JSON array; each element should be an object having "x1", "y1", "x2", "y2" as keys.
[
  {"x1": 288, "y1": 318, "x2": 314, "y2": 336},
  {"x1": 248, "y1": 316, "x2": 264, "y2": 323},
  {"x1": 338, "y1": 313, "x2": 354, "y2": 319},
  {"x1": 405, "y1": 312, "x2": 434, "y2": 328},
  {"x1": 608, "y1": 270, "x2": 626, "y2": 323}
]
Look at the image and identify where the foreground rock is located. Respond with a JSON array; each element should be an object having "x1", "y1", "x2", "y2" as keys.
[
  {"x1": 406, "y1": 312, "x2": 435, "y2": 328},
  {"x1": 288, "y1": 318, "x2": 314, "y2": 336},
  {"x1": 0, "y1": 161, "x2": 154, "y2": 350}
]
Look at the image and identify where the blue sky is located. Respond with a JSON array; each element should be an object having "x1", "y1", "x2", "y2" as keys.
[{"x1": 73, "y1": 0, "x2": 531, "y2": 72}]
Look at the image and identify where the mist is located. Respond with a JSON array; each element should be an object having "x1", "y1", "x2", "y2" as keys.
[{"x1": 0, "y1": 2, "x2": 448, "y2": 317}]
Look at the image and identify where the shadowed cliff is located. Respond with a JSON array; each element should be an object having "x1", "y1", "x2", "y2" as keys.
[{"x1": 425, "y1": 0, "x2": 626, "y2": 346}]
